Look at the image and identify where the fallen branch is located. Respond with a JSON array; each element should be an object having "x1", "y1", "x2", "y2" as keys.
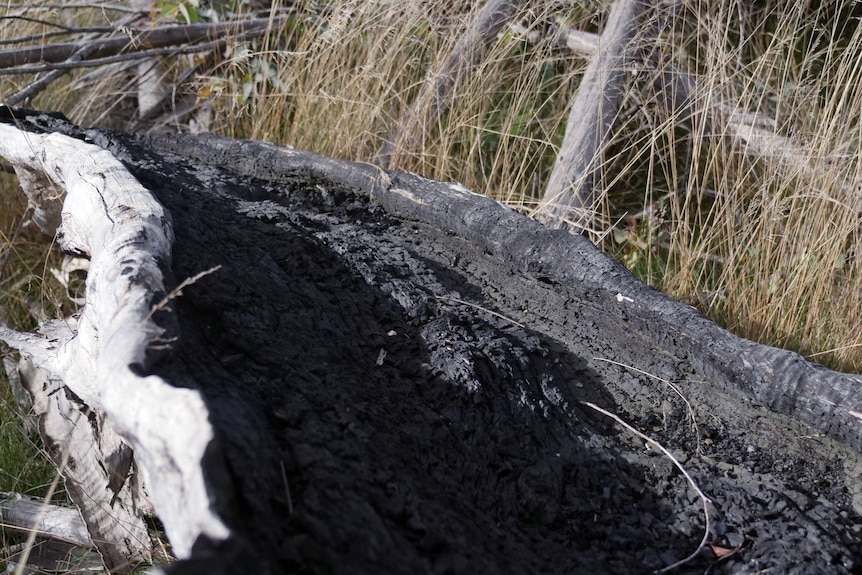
[
  {"x1": 375, "y1": 0, "x2": 526, "y2": 168},
  {"x1": 0, "y1": 117, "x2": 231, "y2": 569},
  {"x1": 0, "y1": 17, "x2": 277, "y2": 70},
  {"x1": 537, "y1": 0, "x2": 650, "y2": 232},
  {"x1": 5, "y1": 9, "x2": 145, "y2": 106}
]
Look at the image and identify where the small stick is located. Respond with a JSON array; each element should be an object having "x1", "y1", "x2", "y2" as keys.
[
  {"x1": 280, "y1": 460, "x2": 293, "y2": 515},
  {"x1": 581, "y1": 401, "x2": 711, "y2": 574},
  {"x1": 145, "y1": 265, "x2": 222, "y2": 320},
  {"x1": 592, "y1": 357, "x2": 701, "y2": 443},
  {"x1": 435, "y1": 294, "x2": 525, "y2": 328}
]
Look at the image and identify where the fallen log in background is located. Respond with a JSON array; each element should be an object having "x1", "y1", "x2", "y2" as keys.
[
  {"x1": 0, "y1": 108, "x2": 860, "y2": 574},
  {"x1": 0, "y1": 18, "x2": 278, "y2": 72},
  {"x1": 0, "y1": 491, "x2": 91, "y2": 548},
  {"x1": 537, "y1": 0, "x2": 649, "y2": 232}
]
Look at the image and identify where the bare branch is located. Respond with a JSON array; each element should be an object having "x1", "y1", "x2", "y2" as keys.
[
  {"x1": 0, "y1": 492, "x2": 93, "y2": 548},
  {"x1": 2, "y1": 3, "x2": 151, "y2": 14},
  {"x1": 375, "y1": 0, "x2": 527, "y2": 168},
  {"x1": 0, "y1": 18, "x2": 277, "y2": 70},
  {"x1": 537, "y1": 0, "x2": 650, "y2": 233},
  {"x1": 0, "y1": 26, "x2": 120, "y2": 47}
]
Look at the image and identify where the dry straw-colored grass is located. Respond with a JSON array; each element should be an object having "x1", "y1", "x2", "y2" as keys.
[
  {"x1": 0, "y1": 2, "x2": 859, "y2": 358},
  {"x1": 1, "y1": 0, "x2": 860, "y2": 363},
  {"x1": 220, "y1": 0, "x2": 862, "y2": 370}
]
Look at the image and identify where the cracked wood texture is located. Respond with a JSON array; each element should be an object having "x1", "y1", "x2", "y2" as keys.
[{"x1": 0, "y1": 109, "x2": 860, "y2": 574}]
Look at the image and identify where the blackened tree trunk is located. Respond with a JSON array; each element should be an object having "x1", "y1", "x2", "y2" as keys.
[{"x1": 0, "y1": 109, "x2": 860, "y2": 574}]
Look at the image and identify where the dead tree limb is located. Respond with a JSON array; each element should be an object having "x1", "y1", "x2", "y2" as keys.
[
  {"x1": 375, "y1": 0, "x2": 526, "y2": 168},
  {"x1": 0, "y1": 119, "x2": 231, "y2": 568},
  {"x1": 0, "y1": 18, "x2": 277, "y2": 70},
  {"x1": 5, "y1": 12, "x2": 144, "y2": 107},
  {"x1": 537, "y1": 0, "x2": 650, "y2": 232},
  {"x1": 0, "y1": 491, "x2": 93, "y2": 548}
]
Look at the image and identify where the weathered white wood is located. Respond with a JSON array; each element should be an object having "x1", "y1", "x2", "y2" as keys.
[
  {"x1": 538, "y1": 0, "x2": 649, "y2": 232},
  {"x1": 0, "y1": 127, "x2": 229, "y2": 563},
  {"x1": 0, "y1": 491, "x2": 92, "y2": 548},
  {"x1": 16, "y1": 356, "x2": 151, "y2": 570}
]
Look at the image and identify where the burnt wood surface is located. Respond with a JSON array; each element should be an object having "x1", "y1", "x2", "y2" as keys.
[{"x1": 2, "y1": 110, "x2": 861, "y2": 574}]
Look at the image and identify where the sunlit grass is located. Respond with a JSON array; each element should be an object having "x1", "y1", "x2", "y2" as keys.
[{"x1": 212, "y1": 1, "x2": 862, "y2": 369}]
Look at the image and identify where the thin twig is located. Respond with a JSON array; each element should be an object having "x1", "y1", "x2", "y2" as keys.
[
  {"x1": 0, "y1": 15, "x2": 88, "y2": 31},
  {"x1": 592, "y1": 357, "x2": 701, "y2": 445},
  {"x1": 280, "y1": 460, "x2": 293, "y2": 515},
  {"x1": 145, "y1": 265, "x2": 222, "y2": 320},
  {"x1": 582, "y1": 401, "x2": 711, "y2": 574},
  {"x1": 435, "y1": 294, "x2": 525, "y2": 328}
]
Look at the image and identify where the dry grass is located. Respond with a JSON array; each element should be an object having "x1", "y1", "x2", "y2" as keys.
[
  {"x1": 0, "y1": 1, "x2": 858, "y2": 388},
  {"x1": 650, "y1": 2, "x2": 862, "y2": 369},
  {"x1": 216, "y1": 0, "x2": 862, "y2": 370}
]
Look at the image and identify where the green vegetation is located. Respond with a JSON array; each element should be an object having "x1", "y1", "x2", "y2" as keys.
[
  {"x1": 1, "y1": 0, "x2": 862, "y2": 567},
  {"x1": 0, "y1": 388, "x2": 57, "y2": 497}
]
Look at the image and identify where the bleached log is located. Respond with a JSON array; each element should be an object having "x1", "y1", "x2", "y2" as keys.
[
  {"x1": 0, "y1": 491, "x2": 92, "y2": 548},
  {"x1": 537, "y1": 0, "x2": 649, "y2": 232},
  {"x1": 375, "y1": 0, "x2": 526, "y2": 168},
  {"x1": 0, "y1": 126, "x2": 229, "y2": 566}
]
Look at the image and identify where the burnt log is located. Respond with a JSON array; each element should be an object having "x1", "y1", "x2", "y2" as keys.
[{"x1": 0, "y1": 108, "x2": 860, "y2": 574}]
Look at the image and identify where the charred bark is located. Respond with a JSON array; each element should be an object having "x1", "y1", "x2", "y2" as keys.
[{"x1": 0, "y1": 108, "x2": 860, "y2": 574}]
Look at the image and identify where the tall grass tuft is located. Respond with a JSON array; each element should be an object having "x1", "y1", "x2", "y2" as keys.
[
  {"x1": 2, "y1": 0, "x2": 862, "y2": 367},
  {"x1": 215, "y1": 0, "x2": 862, "y2": 369}
]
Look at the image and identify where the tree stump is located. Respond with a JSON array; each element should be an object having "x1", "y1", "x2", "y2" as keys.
[{"x1": 0, "y1": 108, "x2": 860, "y2": 574}]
